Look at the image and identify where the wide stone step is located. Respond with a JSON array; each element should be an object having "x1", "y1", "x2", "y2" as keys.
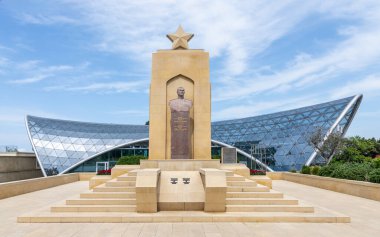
[
  {"x1": 226, "y1": 191, "x2": 283, "y2": 198},
  {"x1": 226, "y1": 205, "x2": 314, "y2": 213},
  {"x1": 51, "y1": 205, "x2": 136, "y2": 212},
  {"x1": 93, "y1": 186, "x2": 136, "y2": 192},
  {"x1": 226, "y1": 176, "x2": 246, "y2": 181},
  {"x1": 227, "y1": 181, "x2": 257, "y2": 187},
  {"x1": 105, "y1": 181, "x2": 136, "y2": 187},
  {"x1": 80, "y1": 192, "x2": 136, "y2": 199},
  {"x1": 227, "y1": 186, "x2": 270, "y2": 192},
  {"x1": 226, "y1": 198, "x2": 298, "y2": 205},
  {"x1": 117, "y1": 176, "x2": 136, "y2": 182},
  {"x1": 66, "y1": 199, "x2": 136, "y2": 205}
]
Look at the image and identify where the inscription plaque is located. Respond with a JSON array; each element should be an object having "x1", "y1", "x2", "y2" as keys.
[{"x1": 221, "y1": 147, "x2": 237, "y2": 164}]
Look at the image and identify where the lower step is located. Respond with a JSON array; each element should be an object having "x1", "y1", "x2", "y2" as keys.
[
  {"x1": 51, "y1": 205, "x2": 136, "y2": 212},
  {"x1": 105, "y1": 181, "x2": 136, "y2": 187},
  {"x1": 66, "y1": 199, "x2": 135, "y2": 205},
  {"x1": 226, "y1": 198, "x2": 298, "y2": 205},
  {"x1": 226, "y1": 192, "x2": 283, "y2": 198},
  {"x1": 93, "y1": 187, "x2": 136, "y2": 192},
  {"x1": 18, "y1": 213, "x2": 349, "y2": 223},
  {"x1": 80, "y1": 192, "x2": 136, "y2": 199},
  {"x1": 226, "y1": 205, "x2": 314, "y2": 213},
  {"x1": 227, "y1": 187, "x2": 270, "y2": 192}
]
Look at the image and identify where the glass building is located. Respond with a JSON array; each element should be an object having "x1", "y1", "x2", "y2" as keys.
[{"x1": 26, "y1": 95, "x2": 362, "y2": 176}]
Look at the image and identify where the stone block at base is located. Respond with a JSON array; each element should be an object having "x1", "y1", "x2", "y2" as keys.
[
  {"x1": 111, "y1": 165, "x2": 140, "y2": 178},
  {"x1": 220, "y1": 164, "x2": 250, "y2": 178},
  {"x1": 89, "y1": 176, "x2": 112, "y2": 189},
  {"x1": 248, "y1": 175, "x2": 272, "y2": 189}
]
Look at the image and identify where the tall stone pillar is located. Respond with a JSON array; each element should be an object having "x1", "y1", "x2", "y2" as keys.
[{"x1": 148, "y1": 26, "x2": 211, "y2": 160}]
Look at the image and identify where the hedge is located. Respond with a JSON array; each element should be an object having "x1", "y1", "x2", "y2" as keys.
[{"x1": 116, "y1": 155, "x2": 148, "y2": 165}]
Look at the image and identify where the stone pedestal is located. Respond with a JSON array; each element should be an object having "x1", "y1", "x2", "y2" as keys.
[{"x1": 149, "y1": 50, "x2": 211, "y2": 160}]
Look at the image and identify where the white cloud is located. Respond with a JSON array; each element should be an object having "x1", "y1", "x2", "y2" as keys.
[
  {"x1": 212, "y1": 2, "x2": 380, "y2": 101},
  {"x1": 331, "y1": 75, "x2": 380, "y2": 98},
  {"x1": 49, "y1": 81, "x2": 148, "y2": 93},
  {"x1": 9, "y1": 74, "x2": 52, "y2": 84},
  {"x1": 212, "y1": 95, "x2": 320, "y2": 121},
  {"x1": 18, "y1": 13, "x2": 79, "y2": 25}
]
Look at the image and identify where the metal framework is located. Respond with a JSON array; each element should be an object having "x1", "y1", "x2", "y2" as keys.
[{"x1": 26, "y1": 95, "x2": 362, "y2": 175}]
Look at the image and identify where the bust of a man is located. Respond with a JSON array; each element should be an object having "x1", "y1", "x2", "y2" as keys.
[{"x1": 169, "y1": 87, "x2": 192, "y2": 112}]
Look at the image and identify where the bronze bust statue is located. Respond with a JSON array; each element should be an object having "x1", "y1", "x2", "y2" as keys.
[{"x1": 169, "y1": 87, "x2": 192, "y2": 159}]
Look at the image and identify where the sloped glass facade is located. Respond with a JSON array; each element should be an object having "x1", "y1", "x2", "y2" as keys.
[
  {"x1": 26, "y1": 116, "x2": 148, "y2": 176},
  {"x1": 211, "y1": 95, "x2": 362, "y2": 171},
  {"x1": 26, "y1": 95, "x2": 362, "y2": 175}
]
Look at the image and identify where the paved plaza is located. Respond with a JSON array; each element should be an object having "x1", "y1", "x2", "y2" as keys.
[{"x1": 1, "y1": 180, "x2": 379, "y2": 237}]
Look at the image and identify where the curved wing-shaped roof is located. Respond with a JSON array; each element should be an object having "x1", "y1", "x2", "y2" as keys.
[
  {"x1": 211, "y1": 95, "x2": 362, "y2": 171},
  {"x1": 26, "y1": 95, "x2": 362, "y2": 175},
  {"x1": 25, "y1": 116, "x2": 148, "y2": 176}
]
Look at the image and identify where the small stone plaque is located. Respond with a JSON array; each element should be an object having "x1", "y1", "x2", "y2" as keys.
[{"x1": 221, "y1": 147, "x2": 237, "y2": 164}]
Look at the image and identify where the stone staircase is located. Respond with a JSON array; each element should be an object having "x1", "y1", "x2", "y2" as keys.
[
  {"x1": 51, "y1": 171, "x2": 138, "y2": 213},
  {"x1": 18, "y1": 169, "x2": 350, "y2": 223},
  {"x1": 225, "y1": 173, "x2": 314, "y2": 213}
]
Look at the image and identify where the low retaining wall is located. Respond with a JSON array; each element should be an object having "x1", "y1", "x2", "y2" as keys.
[
  {"x1": 0, "y1": 173, "x2": 79, "y2": 199},
  {"x1": 268, "y1": 172, "x2": 380, "y2": 202}
]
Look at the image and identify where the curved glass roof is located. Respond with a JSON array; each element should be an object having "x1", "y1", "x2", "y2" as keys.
[{"x1": 26, "y1": 95, "x2": 362, "y2": 175}]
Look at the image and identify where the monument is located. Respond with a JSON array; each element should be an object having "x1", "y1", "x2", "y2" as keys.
[
  {"x1": 169, "y1": 87, "x2": 193, "y2": 159},
  {"x1": 149, "y1": 25, "x2": 211, "y2": 160}
]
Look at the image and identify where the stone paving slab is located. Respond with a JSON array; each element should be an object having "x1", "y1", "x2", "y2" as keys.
[{"x1": 0, "y1": 180, "x2": 379, "y2": 236}]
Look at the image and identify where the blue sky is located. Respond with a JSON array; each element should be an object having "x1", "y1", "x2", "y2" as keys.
[{"x1": 1, "y1": 1, "x2": 380, "y2": 151}]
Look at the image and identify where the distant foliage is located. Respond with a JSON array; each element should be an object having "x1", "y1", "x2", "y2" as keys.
[
  {"x1": 332, "y1": 136, "x2": 380, "y2": 163},
  {"x1": 212, "y1": 155, "x2": 221, "y2": 160},
  {"x1": 368, "y1": 169, "x2": 380, "y2": 183},
  {"x1": 116, "y1": 155, "x2": 148, "y2": 165},
  {"x1": 300, "y1": 166, "x2": 311, "y2": 174},
  {"x1": 310, "y1": 166, "x2": 321, "y2": 175}
]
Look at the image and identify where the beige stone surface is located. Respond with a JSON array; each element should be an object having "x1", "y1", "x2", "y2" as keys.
[
  {"x1": 200, "y1": 168, "x2": 227, "y2": 212},
  {"x1": 111, "y1": 165, "x2": 140, "y2": 178},
  {"x1": 136, "y1": 169, "x2": 160, "y2": 213},
  {"x1": 220, "y1": 164, "x2": 250, "y2": 177},
  {"x1": 88, "y1": 175, "x2": 112, "y2": 189},
  {"x1": 78, "y1": 172, "x2": 96, "y2": 181},
  {"x1": 249, "y1": 175, "x2": 272, "y2": 188},
  {"x1": 141, "y1": 159, "x2": 220, "y2": 171},
  {"x1": 266, "y1": 172, "x2": 284, "y2": 180},
  {"x1": 0, "y1": 173, "x2": 78, "y2": 199},
  {"x1": 279, "y1": 172, "x2": 380, "y2": 201},
  {"x1": 0, "y1": 152, "x2": 43, "y2": 182},
  {"x1": 4, "y1": 180, "x2": 380, "y2": 236},
  {"x1": 158, "y1": 171, "x2": 205, "y2": 211},
  {"x1": 149, "y1": 49, "x2": 211, "y2": 160}
]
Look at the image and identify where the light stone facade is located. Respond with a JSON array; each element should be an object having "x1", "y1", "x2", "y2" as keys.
[{"x1": 149, "y1": 49, "x2": 211, "y2": 160}]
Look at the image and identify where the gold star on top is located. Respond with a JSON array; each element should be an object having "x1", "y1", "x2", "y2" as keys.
[{"x1": 167, "y1": 25, "x2": 194, "y2": 50}]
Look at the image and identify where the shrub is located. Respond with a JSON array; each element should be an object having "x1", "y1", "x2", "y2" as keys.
[
  {"x1": 372, "y1": 158, "x2": 380, "y2": 169},
  {"x1": 330, "y1": 163, "x2": 371, "y2": 181},
  {"x1": 116, "y1": 155, "x2": 148, "y2": 165},
  {"x1": 368, "y1": 169, "x2": 380, "y2": 183},
  {"x1": 310, "y1": 166, "x2": 321, "y2": 175},
  {"x1": 212, "y1": 155, "x2": 221, "y2": 160},
  {"x1": 300, "y1": 165, "x2": 311, "y2": 174},
  {"x1": 289, "y1": 169, "x2": 297, "y2": 173},
  {"x1": 318, "y1": 163, "x2": 338, "y2": 177}
]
